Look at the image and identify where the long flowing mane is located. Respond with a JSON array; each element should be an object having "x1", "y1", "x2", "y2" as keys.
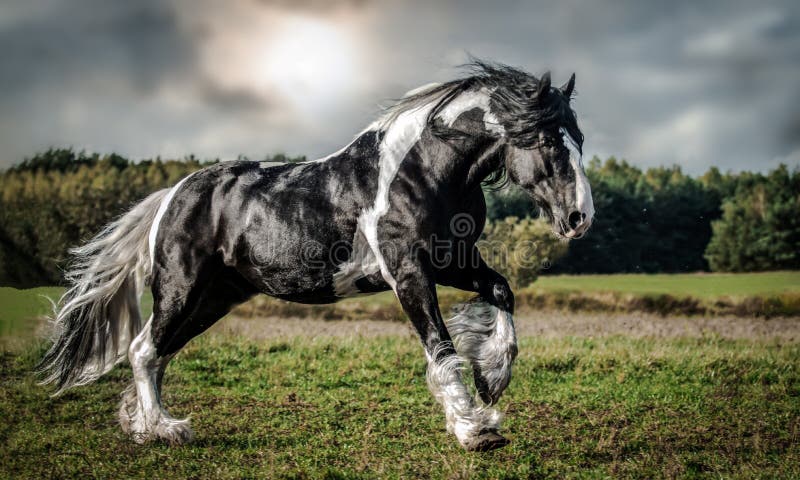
[{"x1": 382, "y1": 60, "x2": 583, "y2": 150}]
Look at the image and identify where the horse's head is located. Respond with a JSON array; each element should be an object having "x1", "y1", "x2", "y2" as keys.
[
  {"x1": 387, "y1": 61, "x2": 594, "y2": 238},
  {"x1": 491, "y1": 70, "x2": 594, "y2": 239}
]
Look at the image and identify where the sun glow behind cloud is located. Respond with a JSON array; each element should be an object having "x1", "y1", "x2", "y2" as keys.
[
  {"x1": 193, "y1": 7, "x2": 368, "y2": 129},
  {"x1": 258, "y1": 15, "x2": 362, "y2": 115}
]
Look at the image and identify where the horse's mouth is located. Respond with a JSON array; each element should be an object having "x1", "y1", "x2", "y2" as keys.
[{"x1": 552, "y1": 216, "x2": 592, "y2": 240}]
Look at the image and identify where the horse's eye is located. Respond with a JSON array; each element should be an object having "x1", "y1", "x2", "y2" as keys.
[{"x1": 543, "y1": 137, "x2": 559, "y2": 149}]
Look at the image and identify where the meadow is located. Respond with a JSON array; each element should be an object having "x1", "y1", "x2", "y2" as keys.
[
  {"x1": 3, "y1": 333, "x2": 799, "y2": 478},
  {"x1": 533, "y1": 271, "x2": 800, "y2": 299},
  {"x1": 1, "y1": 273, "x2": 799, "y2": 478}
]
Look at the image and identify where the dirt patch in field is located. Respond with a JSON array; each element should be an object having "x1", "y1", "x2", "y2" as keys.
[
  {"x1": 214, "y1": 315, "x2": 416, "y2": 340},
  {"x1": 512, "y1": 310, "x2": 800, "y2": 340},
  {"x1": 216, "y1": 311, "x2": 800, "y2": 342}
]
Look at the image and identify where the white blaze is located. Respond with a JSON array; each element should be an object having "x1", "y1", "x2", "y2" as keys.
[{"x1": 560, "y1": 127, "x2": 594, "y2": 222}]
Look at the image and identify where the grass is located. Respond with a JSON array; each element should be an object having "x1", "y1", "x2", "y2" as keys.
[
  {"x1": 1, "y1": 278, "x2": 799, "y2": 477},
  {"x1": 0, "y1": 287, "x2": 154, "y2": 339},
  {"x1": 2, "y1": 334, "x2": 799, "y2": 478},
  {"x1": 0, "y1": 287, "x2": 63, "y2": 337},
  {"x1": 532, "y1": 271, "x2": 800, "y2": 299},
  {"x1": 236, "y1": 272, "x2": 800, "y2": 321}
]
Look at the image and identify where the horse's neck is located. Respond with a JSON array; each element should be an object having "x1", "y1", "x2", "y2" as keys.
[
  {"x1": 327, "y1": 104, "x2": 503, "y2": 203},
  {"x1": 416, "y1": 135, "x2": 503, "y2": 195},
  {"x1": 459, "y1": 139, "x2": 505, "y2": 193},
  {"x1": 368, "y1": 88, "x2": 505, "y2": 195}
]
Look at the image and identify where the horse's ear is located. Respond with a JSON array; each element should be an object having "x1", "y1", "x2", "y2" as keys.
[
  {"x1": 536, "y1": 71, "x2": 551, "y2": 100},
  {"x1": 561, "y1": 73, "x2": 576, "y2": 99}
]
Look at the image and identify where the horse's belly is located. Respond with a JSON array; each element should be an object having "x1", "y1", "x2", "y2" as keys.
[{"x1": 241, "y1": 240, "x2": 390, "y2": 301}]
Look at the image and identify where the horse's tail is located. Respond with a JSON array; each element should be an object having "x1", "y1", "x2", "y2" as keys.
[{"x1": 37, "y1": 188, "x2": 171, "y2": 394}]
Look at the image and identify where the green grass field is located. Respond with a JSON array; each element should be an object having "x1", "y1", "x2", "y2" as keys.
[
  {"x1": 0, "y1": 286, "x2": 154, "y2": 338},
  {"x1": 531, "y1": 271, "x2": 800, "y2": 299},
  {"x1": 1, "y1": 275, "x2": 800, "y2": 478},
  {"x1": 2, "y1": 334, "x2": 798, "y2": 478},
  {"x1": 0, "y1": 287, "x2": 62, "y2": 337}
]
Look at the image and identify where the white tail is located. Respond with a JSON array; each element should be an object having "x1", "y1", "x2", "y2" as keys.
[{"x1": 37, "y1": 188, "x2": 170, "y2": 394}]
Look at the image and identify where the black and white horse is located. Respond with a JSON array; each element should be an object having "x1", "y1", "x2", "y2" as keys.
[{"x1": 39, "y1": 62, "x2": 593, "y2": 452}]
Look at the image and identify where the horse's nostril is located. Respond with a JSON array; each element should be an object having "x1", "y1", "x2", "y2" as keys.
[{"x1": 568, "y1": 211, "x2": 583, "y2": 230}]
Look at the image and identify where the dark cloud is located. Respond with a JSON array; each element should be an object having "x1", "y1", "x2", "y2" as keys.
[
  {"x1": 197, "y1": 82, "x2": 274, "y2": 113},
  {"x1": 782, "y1": 108, "x2": 800, "y2": 150},
  {"x1": 0, "y1": 0, "x2": 798, "y2": 171},
  {"x1": 0, "y1": 0, "x2": 195, "y2": 93}
]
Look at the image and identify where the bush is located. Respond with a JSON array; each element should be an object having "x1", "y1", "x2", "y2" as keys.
[{"x1": 479, "y1": 217, "x2": 568, "y2": 288}]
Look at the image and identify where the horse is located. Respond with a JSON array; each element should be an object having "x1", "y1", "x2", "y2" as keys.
[{"x1": 38, "y1": 61, "x2": 593, "y2": 452}]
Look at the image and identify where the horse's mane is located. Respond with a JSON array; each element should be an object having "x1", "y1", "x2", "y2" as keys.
[
  {"x1": 381, "y1": 60, "x2": 582, "y2": 150},
  {"x1": 378, "y1": 60, "x2": 583, "y2": 188}
]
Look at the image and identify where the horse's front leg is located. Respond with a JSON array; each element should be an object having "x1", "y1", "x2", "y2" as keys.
[
  {"x1": 389, "y1": 254, "x2": 509, "y2": 451},
  {"x1": 438, "y1": 256, "x2": 518, "y2": 405}
]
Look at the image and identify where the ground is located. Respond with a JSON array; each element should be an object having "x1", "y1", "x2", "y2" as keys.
[{"x1": 1, "y1": 277, "x2": 800, "y2": 478}]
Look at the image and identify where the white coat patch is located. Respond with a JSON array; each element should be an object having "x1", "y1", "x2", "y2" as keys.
[
  {"x1": 148, "y1": 174, "x2": 194, "y2": 268},
  {"x1": 437, "y1": 88, "x2": 505, "y2": 135}
]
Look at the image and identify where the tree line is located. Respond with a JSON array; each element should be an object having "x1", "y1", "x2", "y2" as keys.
[
  {"x1": 0, "y1": 149, "x2": 797, "y2": 287},
  {"x1": 486, "y1": 157, "x2": 799, "y2": 274}
]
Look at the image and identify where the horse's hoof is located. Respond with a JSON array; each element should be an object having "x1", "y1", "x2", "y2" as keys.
[
  {"x1": 154, "y1": 418, "x2": 194, "y2": 446},
  {"x1": 463, "y1": 430, "x2": 510, "y2": 452}
]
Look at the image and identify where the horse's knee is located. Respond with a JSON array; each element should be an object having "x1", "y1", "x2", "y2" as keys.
[{"x1": 484, "y1": 279, "x2": 514, "y2": 313}]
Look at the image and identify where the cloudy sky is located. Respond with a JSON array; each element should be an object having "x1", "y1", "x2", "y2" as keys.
[{"x1": 1, "y1": 0, "x2": 798, "y2": 173}]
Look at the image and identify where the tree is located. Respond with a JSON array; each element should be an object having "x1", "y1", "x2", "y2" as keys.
[
  {"x1": 1, "y1": 148, "x2": 796, "y2": 287},
  {"x1": 705, "y1": 165, "x2": 800, "y2": 271},
  {"x1": 550, "y1": 157, "x2": 723, "y2": 273},
  {"x1": 0, "y1": 149, "x2": 211, "y2": 286}
]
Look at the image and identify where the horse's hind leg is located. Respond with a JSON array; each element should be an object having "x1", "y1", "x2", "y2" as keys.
[
  {"x1": 120, "y1": 316, "x2": 192, "y2": 445},
  {"x1": 119, "y1": 266, "x2": 255, "y2": 445}
]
